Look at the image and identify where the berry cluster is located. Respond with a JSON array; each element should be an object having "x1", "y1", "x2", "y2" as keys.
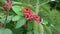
[
  {"x1": 2, "y1": 0, "x2": 12, "y2": 11},
  {"x1": 23, "y1": 8, "x2": 40, "y2": 23}
]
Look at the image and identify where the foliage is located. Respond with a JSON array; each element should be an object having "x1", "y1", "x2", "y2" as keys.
[{"x1": 0, "y1": 0, "x2": 60, "y2": 34}]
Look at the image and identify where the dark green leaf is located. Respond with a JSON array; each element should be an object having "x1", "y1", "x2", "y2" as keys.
[
  {"x1": 12, "y1": 15, "x2": 21, "y2": 21},
  {"x1": 0, "y1": 28, "x2": 13, "y2": 34},
  {"x1": 33, "y1": 21, "x2": 39, "y2": 34},
  {"x1": 27, "y1": 31, "x2": 33, "y2": 34},
  {"x1": 33, "y1": 21, "x2": 39, "y2": 30},
  {"x1": 15, "y1": 18, "x2": 26, "y2": 29},
  {"x1": 43, "y1": 25, "x2": 52, "y2": 34},
  {"x1": 33, "y1": 31, "x2": 39, "y2": 34},
  {"x1": 6, "y1": 16, "x2": 13, "y2": 23},
  {"x1": 27, "y1": 21, "x2": 33, "y2": 30}
]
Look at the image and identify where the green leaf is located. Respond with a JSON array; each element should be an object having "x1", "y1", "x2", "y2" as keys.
[
  {"x1": 41, "y1": 18, "x2": 48, "y2": 25},
  {"x1": 43, "y1": 25, "x2": 52, "y2": 34},
  {"x1": 0, "y1": 7, "x2": 4, "y2": 10},
  {"x1": 27, "y1": 21, "x2": 33, "y2": 30},
  {"x1": 33, "y1": 21, "x2": 39, "y2": 34},
  {"x1": 33, "y1": 21, "x2": 39, "y2": 30},
  {"x1": 12, "y1": 5, "x2": 23, "y2": 16},
  {"x1": 12, "y1": 1, "x2": 22, "y2": 5},
  {"x1": 15, "y1": 18, "x2": 26, "y2": 29},
  {"x1": 38, "y1": 23, "x2": 44, "y2": 34},
  {"x1": 0, "y1": 28, "x2": 13, "y2": 34},
  {"x1": 0, "y1": 15, "x2": 13, "y2": 23},
  {"x1": 0, "y1": 18, "x2": 5, "y2": 24},
  {"x1": 7, "y1": 16, "x2": 13, "y2": 23},
  {"x1": 27, "y1": 31, "x2": 33, "y2": 34},
  {"x1": 33, "y1": 31, "x2": 39, "y2": 34},
  {"x1": 0, "y1": 0, "x2": 5, "y2": 3},
  {"x1": 12, "y1": 15, "x2": 21, "y2": 21},
  {"x1": 0, "y1": 13, "x2": 5, "y2": 18},
  {"x1": 33, "y1": 21, "x2": 44, "y2": 34}
]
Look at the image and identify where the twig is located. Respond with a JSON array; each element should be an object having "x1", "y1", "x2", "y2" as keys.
[
  {"x1": 4, "y1": 11, "x2": 9, "y2": 28},
  {"x1": 35, "y1": 0, "x2": 39, "y2": 14},
  {"x1": 35, "y1": 0, "x2": 44, "y2": 34},
  {"x1": 39, "y1": 0, "x2": 49, "y2": 7}
]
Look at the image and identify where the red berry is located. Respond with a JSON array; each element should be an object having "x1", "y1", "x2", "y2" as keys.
[
  {"x1": 29, "y1": 15, "x2": 34, "y2": 20},
  {"x1": 23, "y1": 7, "x2": 32, "y2": 14},
  {"x1": 2, "y1": 0, "x2": 12, "y2": 11},
  {"x1": 25, "y1": 16, "x2": 29, "y2": 20},
  {"x1": 32, "y1": 14, "x2": 40, "y2": 23},
  {"x1": 23, "y1": 7, "x2": 41, "y2": 23},
  {"x1": 2, "y1": 4, "x2": 8, "y2": 11},
  {"x1": 35, "y1": 16, "x2": 40, "y2": 23},
  {"x1": 23, "y1": 7, "x2": 32, "y2": 20}
]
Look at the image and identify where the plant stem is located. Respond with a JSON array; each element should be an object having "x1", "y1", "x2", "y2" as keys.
[
  {"x1": 35, "y1": 0, "x2": 39, "y2": 14},
  {"x1": 39, "y1": 0, "x2": 49, "y2": 7},
  {"x1": 35, "y1": 0, "x2": 44, "y2": 34},
  {"x1": 4, "y1": 11, "x2": 9, "y2": 28}
]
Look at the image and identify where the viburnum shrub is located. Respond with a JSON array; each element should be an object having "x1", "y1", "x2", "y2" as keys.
[{"x1": 0, "y1": 0, "x2": 42, "y2": 34}]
